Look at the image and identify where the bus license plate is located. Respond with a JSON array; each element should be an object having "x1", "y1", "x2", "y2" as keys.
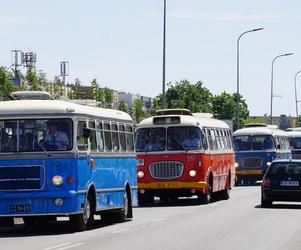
[
  {"x1": 280, "y1": 181, "x2": 299, "y2": 186},
  {"x1": 10, "y1": 205, "x2": 29, "y2": 213}
]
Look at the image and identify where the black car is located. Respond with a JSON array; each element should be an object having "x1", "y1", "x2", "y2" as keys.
[{"x1": 261, "y1": 159, "x2": 301, "y2": 207}]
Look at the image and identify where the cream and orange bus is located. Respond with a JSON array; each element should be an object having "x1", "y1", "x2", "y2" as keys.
[{"x1": 135, "y1": 109, "x2": 235, "y2": 205}]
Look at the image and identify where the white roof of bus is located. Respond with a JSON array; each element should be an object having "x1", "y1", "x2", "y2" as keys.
[
  {"x1": 137, "y1": 114, "x2": 229, "y2": 129},
  {"x1": 233, "y1": 126, "x2": 288, "y2": 137},
  {"x1": 286, "y1": 130, "x2": 301, "y2": 137},
  {"x1": 0, "y1": 100, "x2": 132, "y2": 122}
]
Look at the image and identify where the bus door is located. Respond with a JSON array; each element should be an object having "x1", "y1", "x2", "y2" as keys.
[{"x1": 76, "y1": 121, "x2": 93, "y2": 192}]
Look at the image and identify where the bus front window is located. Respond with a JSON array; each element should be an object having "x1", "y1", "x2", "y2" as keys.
[
  {"x1": 0, "y1": 119, "x2": 73, "y2": 153},
  {"x1": 135, "y1": 128, "x2": 165, "y2": 152},
  {"x1": 233, "y1": 135, "x2": 251, "y2": 151},
  {"x1": 167, "y1": 126, "x2": 202, "y2": 151}
]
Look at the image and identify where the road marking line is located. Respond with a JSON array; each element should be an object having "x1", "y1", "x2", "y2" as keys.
[
  {"x1": 56, "y1": 243, "x2": 84, "y2": 250},
  {"x1": 112, "y1": 228, "x2": 129, "y2": 234},
  {"x1": 41, "y1": 243, "x2": 71, "y2": 250},
  {"x1": 154, "y1": 218, "x2": 166, "y2": 222}
]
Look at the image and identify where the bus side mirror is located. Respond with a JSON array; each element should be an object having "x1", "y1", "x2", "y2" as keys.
[
  {"x1": 277, "y1": 144, "x2": 281, "y2": 150},
  {"x1": 83, "y1": 128, "x2": 91, "y2": 139}
]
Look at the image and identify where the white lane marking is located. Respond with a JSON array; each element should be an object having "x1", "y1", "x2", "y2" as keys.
[
  {"x1": 55, "y1": 243, "x2": 84, "y2": 250},
  {"x1": 154, "y1": 218, "x2": 166, "y2": 222},
  {"x1": 111, "y1": 228, "x2": 129, "y2": 234},
  {"x1": 41, "y1": 243, "x2": 71, "y2": 250}
]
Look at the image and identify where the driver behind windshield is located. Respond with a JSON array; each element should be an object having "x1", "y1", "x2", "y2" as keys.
[
  {"x1": 181, "y1": 129, "x2": 201, "y2": 149},
  {"x1": 42, "y1": 121, "x2": 69, "y2": 150}
]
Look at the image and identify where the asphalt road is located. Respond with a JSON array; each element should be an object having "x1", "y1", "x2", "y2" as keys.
[{"x1": 1, "y1": 185, "x2": 301, "y2": 250}]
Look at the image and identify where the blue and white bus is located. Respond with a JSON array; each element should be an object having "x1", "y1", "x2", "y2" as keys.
[
  {"x1": 0, "y1": 96, "x2": 137, "y2": 231},
  {"x1": 286, "y1": 128, "x2": 301, "y2": 159},
  {"x1": 233, "y1": 124, "x2": 291, "y2": 184}
]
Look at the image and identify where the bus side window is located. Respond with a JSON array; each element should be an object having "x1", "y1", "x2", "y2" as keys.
[
  {"x1": 111, "y1": 123, "x2": 119, "y2": 152},
  {"x1": 77, "y1": 121, "x2": 88, "y2": 151},
  {"x1": 207, "y1": 129, "x2": 213, "y2": 150},
  {"x1": 211, "y1": 129, "x2": 218, "y2": 150},
  {"x1": 96, "y1": 121, "x2": 104, "y2": 151},
  {"x1": 126, "y1": 125, "x2": 134, "y2": 152},
  {"x1": 201, "y1": 129, "x2": 208, "y2": 150},
  {"x1": 119, "y1": 124, "x2": 126, "y2": 152},
  {"x1": 104, "y1": 122, "x2": 112, "y2": 151},
  {"x1": 89, "y1": 120, "x2": 97, "y2": 152}
]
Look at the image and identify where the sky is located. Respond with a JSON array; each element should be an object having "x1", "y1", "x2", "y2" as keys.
[{"x1": 0, "y1": 0, "x2": 301, "y2": 116}]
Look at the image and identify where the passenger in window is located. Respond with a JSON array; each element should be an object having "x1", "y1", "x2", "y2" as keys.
[
  {"x1": 144, "y1": 134, "x2": 161, "y2": 151},
  {"x1": 1, "y1": 133, "x2": 11, "y2": 152},
  {"x1": 43, "y1": 121, "x2": 69, "y2": 150},
  {"x1": 181, "y1": 130, "x2": 201, "y2": 149}
]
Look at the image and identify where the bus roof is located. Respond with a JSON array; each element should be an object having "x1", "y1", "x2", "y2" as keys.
[
  {"x1": 137, "y1": 113, "x2": 230, "y2": 129},
  {"x1": 286, "y1": 130, "x2": 301, "y2": 137},
  {"x1": 0, "y1": 100, "x2": 132, "y2": 122},
  {"x1": 233, "y1": 126, "x2": 288, "y2": 137}
]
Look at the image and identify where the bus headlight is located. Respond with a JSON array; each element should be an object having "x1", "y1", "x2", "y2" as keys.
[
  {"x1": 136, "y1": 159, "x2": 144, "y2": 166},
  {"x1": 267, "y1": 162, "x2": 271, "y2": 167},
  {"x1": 234, "y1": 162, "x2": 239, "y2": 168},
  {"x1": 189, "y1": 170, "x2": 197, "y2": 177},
  {"x1": 52, "y1": 175, "x2": 63, "y2": 186},
  {"x1": 137, "y1": 170, "x2": 145, "y2": 178}
]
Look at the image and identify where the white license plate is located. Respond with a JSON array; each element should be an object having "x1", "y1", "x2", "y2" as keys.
[{"x1": 280, "y1": 181, "x2": 299, "y2": 186}]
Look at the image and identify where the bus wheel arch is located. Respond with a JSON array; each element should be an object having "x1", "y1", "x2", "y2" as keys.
[
  {"x1": 125, "y1": 182, "x2": 133, "y2": 218},
  {"x1": 87, "y1": 184, "x2": 97, "y2": 223}
]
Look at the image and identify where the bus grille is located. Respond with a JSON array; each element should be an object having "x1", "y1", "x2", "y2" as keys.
[
  {"x1": 242, "y1": 157, "x2": 262, "y2": 168},
  {"x1": 0, "y1": 166, "x2": 43, "y2": 191},
  {"x1": 149, "y1": 161, "x2": 184, "y2": 179}
]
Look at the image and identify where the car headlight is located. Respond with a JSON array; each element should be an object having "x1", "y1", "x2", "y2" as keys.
[
  {"x1": 52, "y1": 175, "x2": 63, "y2": 186},
  {"x1": 137, "y1": 170, "x2": 145, "y2": 178},
  {"x1": 189, "y1": 170, "x2": 197, "y2": 177},
  {"x1": 136, "y1": 159, "x2": 144, "y2": 167}
]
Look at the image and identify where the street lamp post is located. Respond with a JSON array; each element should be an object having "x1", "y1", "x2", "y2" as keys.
[
  {"x1": 294, "y1": 70, "x2": 301, "y2": 123},
  {"x1": 270, "y1": 53, "x2": 293, "y2": 124},
  {"x1": 236, "y1": 28, "x2": 263, "y2": 130},
  {"x1": 162, "y1": 0, "x2": 166, "y2": 109}
]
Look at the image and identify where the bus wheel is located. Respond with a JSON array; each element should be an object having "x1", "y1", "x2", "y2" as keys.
[
  {"x1": 70, "y1": 198, "x2": 91, "y2": 232},
  {"x1": 115, "y1": 190, "x2": 131, "y2": 222}
]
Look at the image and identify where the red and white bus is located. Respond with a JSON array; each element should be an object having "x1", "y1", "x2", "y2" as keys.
[{"x1": 135, "y1": 109, "x2": 235, "y2": 205}]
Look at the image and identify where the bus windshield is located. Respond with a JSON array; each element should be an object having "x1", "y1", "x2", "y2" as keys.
[
  {"x1": 167, "y1": 126, "x2": 202, "y2": 150},
  {"x1": 234, "y1": 135, "x2": 275, "y2": 151},
  {"x1": 0, "y1": 119, "x2": 73, "y2": 152},
  {"x1": 135, "y1": 127, "x2": 165, "y2": 152},
  {"x1": 291, "y1": 137, "x2": 301, "y2": 149}
]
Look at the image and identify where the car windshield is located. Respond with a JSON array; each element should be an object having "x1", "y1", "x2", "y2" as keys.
[
  {"x1": 268, "y1": 163, "x2": 301, "y2": 177},
  {"x1": 234, "y1": 135, "x2": 275, "y2": 151},
  {"x1": 0, "y1": 119, "x2": 73, "y2": 152},
  {"x1": 135, "y1": 127, "x2": 166, "y2": 152},
  {"x1": 167, "y1": 126, "x2": 202, "y2": 150}
]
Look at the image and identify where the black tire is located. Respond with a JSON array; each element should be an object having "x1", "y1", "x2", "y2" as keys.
[
  {"x1": 261, "y1": 193, "x2": 272, "y2": 208},
  {"x1": 70, "y1": 198, "x2": 91, "y2": 232},
  {"x1": 100, "y1": 211, "x2": 114, "y2": 223},
  {"x1": 115, "y1": 190, "x2": 131, "y2": 223},
  {"x1": 197, "y1": 192, "x2": 210, "y2": 204}
]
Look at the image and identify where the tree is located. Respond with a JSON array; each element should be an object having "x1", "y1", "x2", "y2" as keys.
[
  {"x1": 133, "y1": 99, "x2": 144, "y2": 123},
  {"x1": 212, "y1": 92, "x2": 236, "y2": 120},
  {"x1": 232, "y1": 93, "x2": 249, "y2": 130},
  {"x1": 0, "y1": 67, "x2": 19, "y2": 100},
  {"x1": 70, "y1": 78, "x2": 82, "y2": 99},
  {"x1": 119, "y1": 100, "x2": 129, "y2": 114},
  {"x1": 104, "y1": 87, "x2": 113, "y2": 108},
  {"x1": 91, "y1": 79, "x2": 103, "y2": 102},
  {"x1": 26, "y1": 67, "x2": 42, "y2": 91},
  {"x1": 154, "y1": 80, "x2": 213, "y2": 113}
]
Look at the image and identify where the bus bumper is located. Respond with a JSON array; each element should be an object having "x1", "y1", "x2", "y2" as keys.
[
  {"x1": 0, "y1": 190, "x2": 85, "y2": 217},
  {"x1": 138, "y1": 181, "x2": 207, "y2": 190}
]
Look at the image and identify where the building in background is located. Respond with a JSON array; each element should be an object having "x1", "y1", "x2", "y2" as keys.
[{"x1": 118, "y1": 92, "x2": 140, "y2": 110}]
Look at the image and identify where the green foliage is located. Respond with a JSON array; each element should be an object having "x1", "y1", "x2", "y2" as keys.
[
  {"x1": 155, "y1": 80, "x2": 213, "y2": 113},
  {"x1": 104, "y1": 87, "x2": 113, "y2": 108},
  {"x1": 91, "y1": 79, "x2": 104, "y2": 102},
  {"x1": 0, "y1": 67, "x2": 19, "y2": 100},
  {"x1": 26, "y1": 67, "x2": 42, "y2": 91},
  {"x1": 212, "y1": 92, "x2": 236, "y2": 120},
  {"x1": 133, "y1": 99, "x2": 144, "y2": 122},
  {"x1": 232, "y1": 93, "x2": 249, "y2": 130},
  {"x1": 119, "y1": 100, "x2": 129, "y2": 114}
]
